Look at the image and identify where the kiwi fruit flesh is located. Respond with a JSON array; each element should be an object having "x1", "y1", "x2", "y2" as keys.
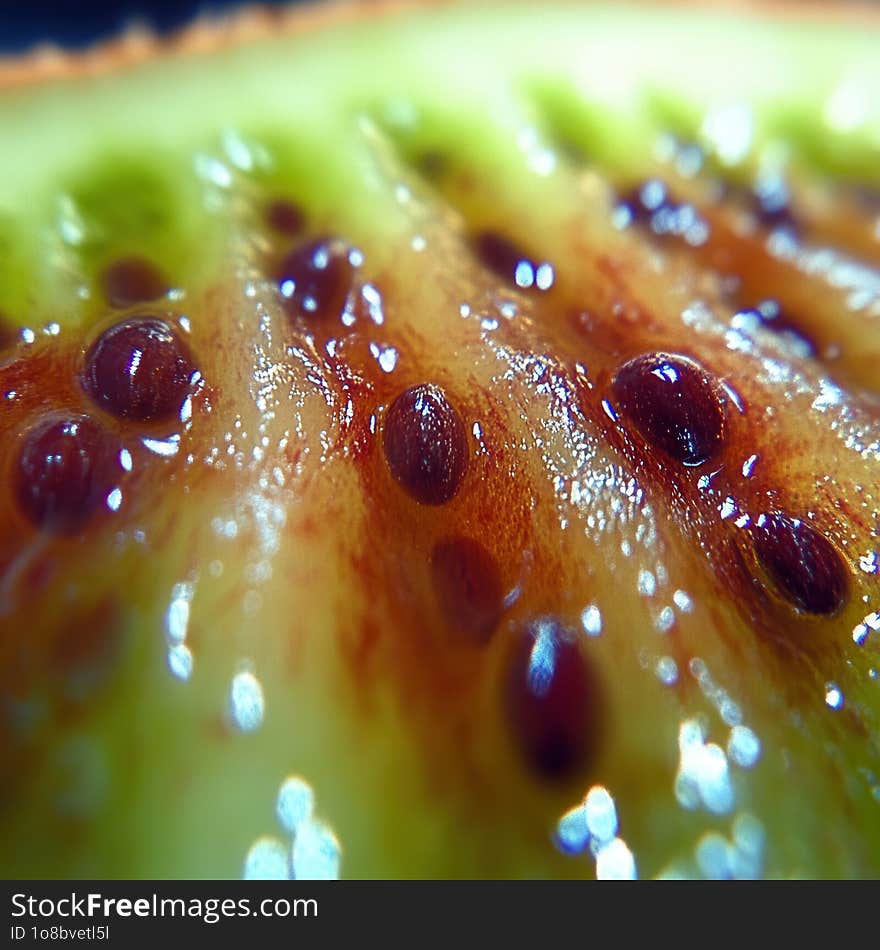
[{"x1": 0, "y1": 1, "x2": 879, "y2": 879}]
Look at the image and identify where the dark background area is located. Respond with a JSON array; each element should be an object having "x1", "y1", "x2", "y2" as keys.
[
  {"x1": 1, "y1": 1, "x2": 877, "y2": 54},
  {"x1": 0, "y1": 1, "x2": 298, "y2": 53}
]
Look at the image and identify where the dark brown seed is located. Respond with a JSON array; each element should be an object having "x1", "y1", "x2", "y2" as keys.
[
  {"x1": 265, "y1": 199, "x2": 305, "y2": 236},
  {"x1": 100, "y1": 256, "x2": 169, "y2": 308},
  {"x1": 615, "y1": 179, "x2": 709, "y2": 244},
  {"x1": 472, "y1": 231, "x2": 553, "y2": 290},
  {"x1": 733, "y1": 174, "x2": 798, "y2": 233},
  {"x1": 383, "y1": 384, "x2": 469, "y2": 506},
  {"x1": 431, "y1": 536, "x2": 504, "y2": 644},
  {"x1": 616, "y1": 179, "x2": 675, "y2": 227},
  {"x1": 751, "y1": 512, "x2": 847, "y2": 615},
  {"x1": 83, "y1": 317, "x2": 195, "y2": 423},
  {"x1": 611, "y1": 352, "x2": 726, "y2": 467},
  {"x1": 15, "y1": 415, "x2": 123, "y2": 534},
  {"x1": 418, "y1": 151, "x2": 448, "y2": 179},
  {"x1": 275, "y1": 238, "x2": 357, "y2": 321},
  {"x1": 504, "y1": 618, "x2": 600, "y2": 780}
]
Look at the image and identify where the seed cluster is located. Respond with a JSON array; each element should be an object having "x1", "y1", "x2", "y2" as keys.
[
  {"x1": 12, "y1": 257, "x2": 196, "y2": 534},
  {"x1": 2, "y1": 161, "x2": 863, "y2": 804}
]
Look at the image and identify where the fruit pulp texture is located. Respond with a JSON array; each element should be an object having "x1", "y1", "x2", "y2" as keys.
[{"x1": 0, "y1": 3, "x2": 879, "y2": 879}]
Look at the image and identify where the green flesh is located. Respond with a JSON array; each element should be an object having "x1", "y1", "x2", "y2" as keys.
[
  {"x1": 0, "y1": 4, "x2": 877, "y2": 329},
  {"x1": 0, "y1": 3, "x2": 879, "y2": 880}
]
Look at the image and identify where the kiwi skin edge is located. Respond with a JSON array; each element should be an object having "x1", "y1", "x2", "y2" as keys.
[{"x1": 3, "y1": 0, "x2": 880, "y2": 88}]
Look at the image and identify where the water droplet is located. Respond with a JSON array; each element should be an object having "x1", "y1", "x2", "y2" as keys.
[
  {"x1": 675, "y1": 719, "x2": 735, "y2": 815},
  {"x1": 727, "y1": 724, "x2": 761, "y2": 769},
  {"x1": 695, "y1": 832, "x2": 733, "y2": 880},
  {"x1": 167, "y1": 643, "x2": 193, "y2": 682},
  {"x1": 655, "y1": 656, "x2": 678, "y2": 686},
  {"x1": 165, "y1": 582, "x2": 194, "y2": 645},
  {"x1": 243, "y1": 836, "x2": 289, "y2": 880},
  {"x1": 594, "y1": 838, "x2": 637, "y2": 880},
  {"x1": 673, "y1": 589, "x2": 693, "y2": 612},
  {"x1": 655, "y1": 606, "x2": 675, "y2": 632},
  {"x1": 824, "y1": 682, "x2": 843, "y2": 709},
  {"x1": 555, "y1": 804, "x2": 590, "y2": 854},
  {"x1": 230, "y1": 670, "x2": 265, "y2": 732},
  {"x1": 276, "y1": 776, "x2": 315, "y2": 835},
  {"x1": 638, "y1": 569, "x2": 656, "y2": 597},
  {"x1": 584, "y1": 786, "x2": 618, "y2": 845},
  {"x1": 580, "y1": 604, "x2": 602, "y2": 638},
  {"x1": 291, "y1": 819, "x2": 341, "y2": 880}
]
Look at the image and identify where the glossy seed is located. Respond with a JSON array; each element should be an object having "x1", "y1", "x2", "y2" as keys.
[
  {"x1": 472, "y1": 231, "x2": 552, "y2": 290},
  {"x1": 431, "y1": 536, "x2": 504, "y2": 644},
  {"x1": 383, "y1": 384, "x2": 469, "y2": 506},
  {"x1": 275, "y1": 238, "x2": 356, "y2": 321},
  {"x1": 83, "y1": 317, "x2": 195, "y2": 423},
  {"x1": 15, "y1": 415, "x2": 122, "y2": 534},
  {"x1": 505, "y1": 618, "x2": 600, "y2": 780},
  {"x1": 265, "y1": 199, "x2": 305, "y2": 236},
  {"x1": 100, "y1": 256, "x2": 169, "y2": 308},
  {"x1": 611, "y1": 352, "x2": 726, "y2": 467},
  {"x1": 751, "y1": 512, "x2": 847, "y2": 615}
]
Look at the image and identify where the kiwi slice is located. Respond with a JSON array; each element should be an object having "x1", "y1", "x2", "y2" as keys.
[{"x1": 1, "y1": 2, "x2": 879, "y2": 880}]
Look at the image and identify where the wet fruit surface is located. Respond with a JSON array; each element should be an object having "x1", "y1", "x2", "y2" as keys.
[{"x1": 0, "y1": 2, "x2": 879, "y2": 881}]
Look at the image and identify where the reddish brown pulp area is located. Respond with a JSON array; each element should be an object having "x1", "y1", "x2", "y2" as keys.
[
  {"x1": 614, "y1": 170, "x2": 880, "y2": 389},
  {"x1": 0, "y1": 312, "x2": 211, "y2": 793},
  {"x1": 266, "y1": 191, "x2": 869, "y2": 784},
  {"x1": 1, "y1": 153, "x2": 878, "y2": 800}
]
